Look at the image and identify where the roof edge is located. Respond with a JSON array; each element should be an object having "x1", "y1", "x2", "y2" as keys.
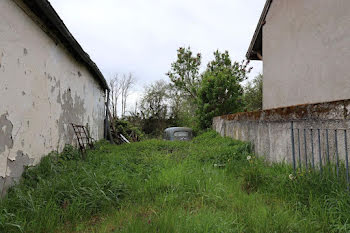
[
  {"x1": 246, "y1": 0, "x2": 273, "y2": 61},
  {"x1": 21, "y1": 0, "x2": 109, "y2": 91}
]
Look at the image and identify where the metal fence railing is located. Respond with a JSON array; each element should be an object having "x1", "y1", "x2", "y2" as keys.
[{"x1": 290, "y1": 121, "x2": 350, "y2": 188}]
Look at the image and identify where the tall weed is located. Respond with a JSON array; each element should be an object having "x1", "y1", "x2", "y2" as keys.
[{"x1": 1, "y1": 131, "x2": 350, "y2": 232}]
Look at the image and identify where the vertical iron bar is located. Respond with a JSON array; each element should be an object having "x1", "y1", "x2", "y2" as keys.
[
  {"x1": 318, "y1": 129, "x2": 323, "y2": 174},
  {"x1": 344, "y1": 130, "x2": 349, "y2": 190},
  {"x1": 304, "y1": 129, "x2": 308, "y2": 170},
  {"x1": 335, "y1": 129, "x2": 339, "y2": 178},
  {"x1": 291, "y1": 122, "x2": 296, "y2": 173},
  {"x1": 311, "y1": 129, "x2": 315, "y2": 169},
  {"x1": 326, "y1": 129, "x2": 330, "y2": 165},
  {"x1": 298, "y1": 128, "x2": 301, "y2": 170}
]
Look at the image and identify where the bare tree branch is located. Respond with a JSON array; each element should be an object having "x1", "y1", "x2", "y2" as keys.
[
  {"x1": 108, "y1": 73, "x2": 122, "y2": 118},
  {"x1": 120, "y1": 73, "x2": 136, "y2": 117}
]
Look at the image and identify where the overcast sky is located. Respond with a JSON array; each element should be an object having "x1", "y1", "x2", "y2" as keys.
[{"x1": 50, "y1": 0, "x2": 264, "y2": 113}]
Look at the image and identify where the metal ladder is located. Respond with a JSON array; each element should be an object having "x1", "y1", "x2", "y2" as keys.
[{"x1": 71, "y1": 123, "x2": 94, "y2": 159}]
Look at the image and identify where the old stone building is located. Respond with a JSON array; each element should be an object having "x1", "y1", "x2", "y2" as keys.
[{"x1": 0, "y1": 0, "x2": 108, "y2": 195}]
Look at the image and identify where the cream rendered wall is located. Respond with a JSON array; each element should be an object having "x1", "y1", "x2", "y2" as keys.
[
  {"x1": 0, "y1": 0, "x2": 106, "y2": 194},
  {"x1": 263, "y1": 0, "x2": 350, "y2": 109}
]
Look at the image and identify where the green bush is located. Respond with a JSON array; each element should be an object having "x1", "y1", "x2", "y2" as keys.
[
  {"x1": 60, "y1": 144, "x2": 81, "y2": 161},
  {"x1": 243, "y1": 74, "x2": 263, "y2": 111},
  {"x1": 112, "y1": 119, "x2": 144, "y2": 142}
]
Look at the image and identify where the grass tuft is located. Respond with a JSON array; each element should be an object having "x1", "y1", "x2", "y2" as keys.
[{"x1": 1, "y1": 131, "x2": 350, "y2": 232}]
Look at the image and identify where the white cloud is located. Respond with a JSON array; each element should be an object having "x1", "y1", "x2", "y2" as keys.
[{"x1": 49, "y1": 0, "x2": 265, "y2": 112}]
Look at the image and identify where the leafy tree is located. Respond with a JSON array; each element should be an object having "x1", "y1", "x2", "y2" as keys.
[
  {"x1": 139, "y1": 80, "x2": 170, "y2": 136},
  {"x1": 166, "y1": 48, "x2": 253, "y2": 130},
  {"x1": 167, "y1": 84, "x2": 198, "y2": 129},
  {"x1": 166, "y1": 47, "x2": 201, "y2": 99},
  {"x1": 197, "y1": 51, "x2": 251, "y2": 129},
  {"x1": 244, "y1": 74, "x2": 263, "y2": 111},
  {"x1": 140, "y1": 80, "x2": 169, "y2": 119}
]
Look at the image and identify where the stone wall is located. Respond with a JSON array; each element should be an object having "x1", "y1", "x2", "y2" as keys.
[{"x1": 213, "y1": 100, "x2": 350, "y2": 165}]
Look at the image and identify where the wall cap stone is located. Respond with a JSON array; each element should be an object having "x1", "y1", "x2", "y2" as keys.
[{"x1": 214, "y1": 99, "x2": 350, "y2": 122}]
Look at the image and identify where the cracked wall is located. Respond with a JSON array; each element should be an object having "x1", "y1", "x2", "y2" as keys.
[
  {"x1": 0, "y1": 0, "x2": 106, "y2": 195},
  {"x1": 213, "y1": 100, "x2": 350, "y2": 165}
]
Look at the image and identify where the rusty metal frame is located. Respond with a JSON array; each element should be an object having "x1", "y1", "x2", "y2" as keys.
[{"x1": 71, "y1": 123, "x2": 94, "y2": 159}]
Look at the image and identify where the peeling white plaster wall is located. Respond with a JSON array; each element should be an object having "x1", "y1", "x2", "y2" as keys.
[{"x1": 0, "y1": 0, "x2": 106, "y2": 194}]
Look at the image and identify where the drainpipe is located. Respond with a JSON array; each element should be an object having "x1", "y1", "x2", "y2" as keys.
[{"x1": 104, "y1": 89, "x2": 110, "y2": 139}]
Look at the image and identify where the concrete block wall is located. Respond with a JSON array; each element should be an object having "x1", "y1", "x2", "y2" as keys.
[{"x1": 213, "y1": 100, "x2": 350, "y2": 166}]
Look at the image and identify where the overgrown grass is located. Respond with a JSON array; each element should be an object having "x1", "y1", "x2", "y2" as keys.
[{"x1": 1, "y1": 131, "x2": 350, "y2": 232}]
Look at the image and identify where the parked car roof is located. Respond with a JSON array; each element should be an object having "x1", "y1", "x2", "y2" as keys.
[{"x1": 164, "y1": 127, "x2": 193, "y2": 132}]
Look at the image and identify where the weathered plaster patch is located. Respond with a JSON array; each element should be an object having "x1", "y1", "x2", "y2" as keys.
[
  {"x1": 57, "y1": 88, "x2": 62, "y2": 104},
  {"x1": 51, "y1": 80, "x2": 60, "y2": 93},
  {"x1": 57, "y1": 89, "x2": 86, "y2": 144},
  {"x1": 7, "y1": 150, "x2": 34, "y2": 178},
  {"x1": 0, "y1": 113, "x2": 13, "y2": 155},
  {"x1": 0, "y1": 114, "x2": 13, "y2": 194},
  {"x1": 1, "y1": 176, "x2": 17, "y2": 197},
  {"x1": 0, "y1": 177, "x2": 4, "y2": 195},
  {"x1": 0, "y1": 52, "x2": 2, "y2": 68},
  {"x1": 1, "y1": 151, "x2": 34, "y2": 196},
  {"x1": 47, "y1": 74, "x2": 53, "y2": 81}
]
